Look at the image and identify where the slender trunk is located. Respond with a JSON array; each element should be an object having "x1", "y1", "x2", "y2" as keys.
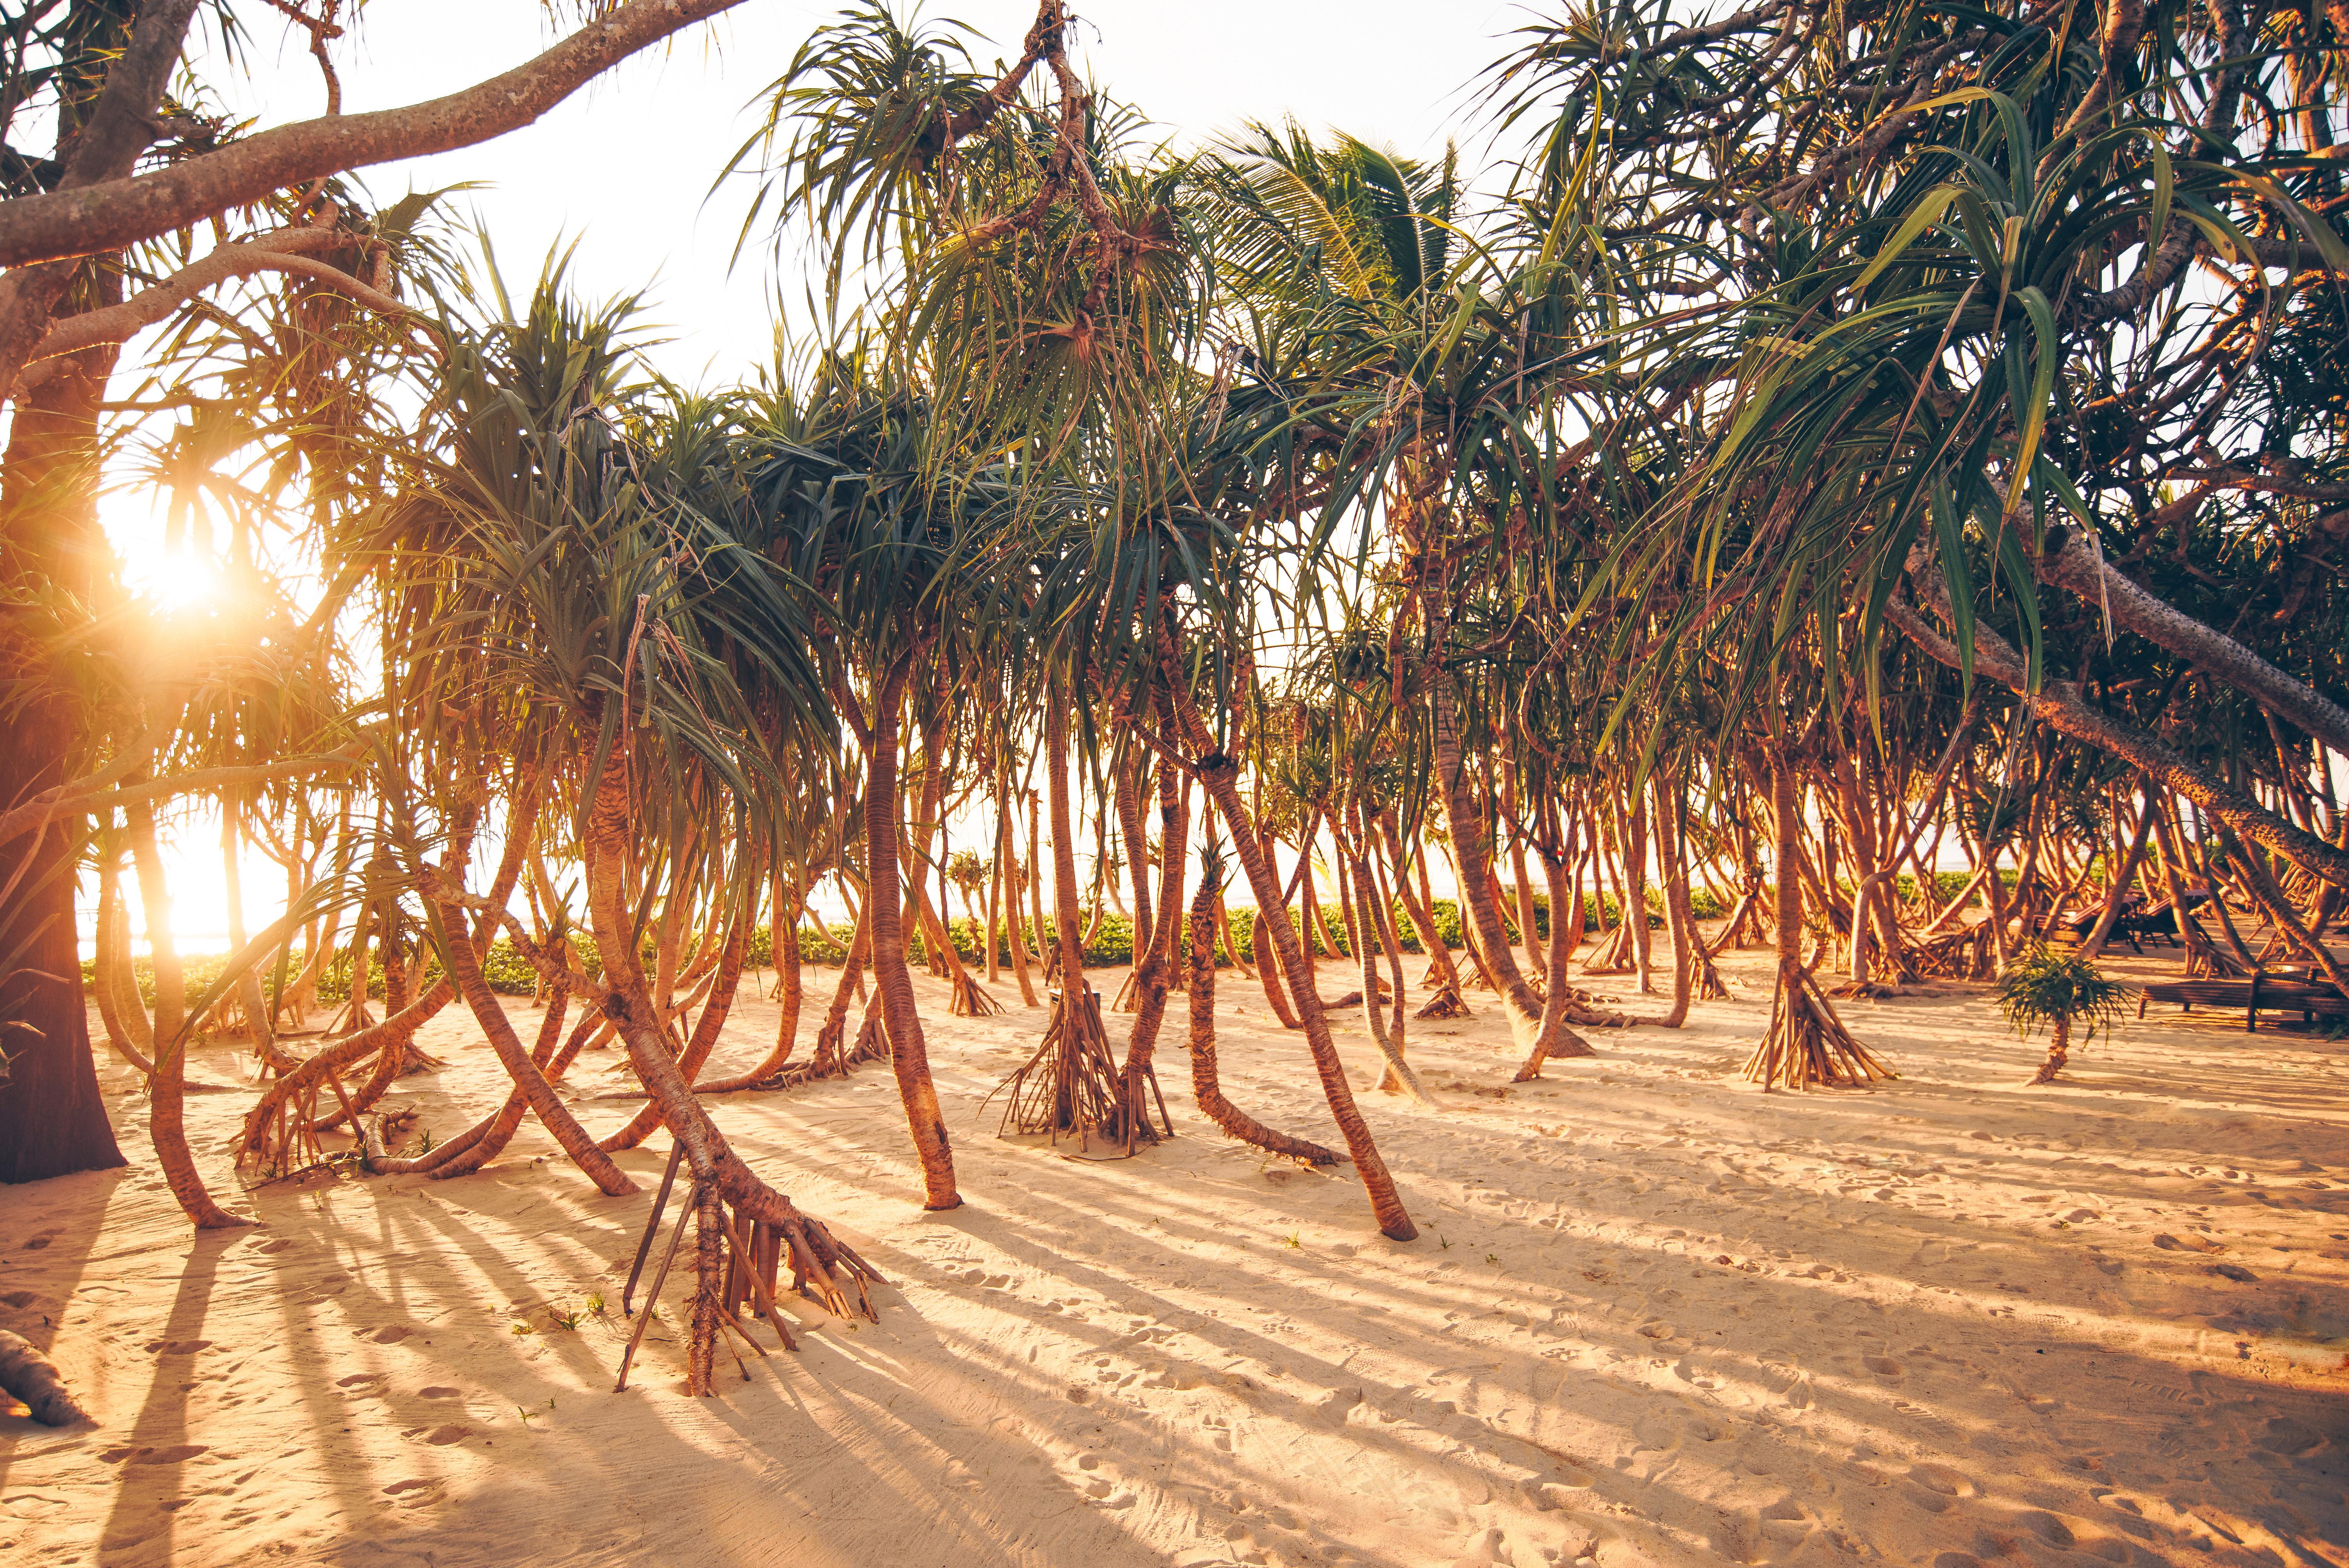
[
  {"x1": 599, "y1": 912, "x2": 752, "y2": 1151},
  {"x1": 1113, "y1": 752, "x2": 1190, "y2": 1133},
  {"x1": 2080, "y1": 792, "x2": 2159, "y2": 959},
  {"x1": 1512, "y1": 830, "x2": 1599, "y2": 1080},
  {"x1": 1027, "y1": 791, "x2": 1051, "y2": 980},
  {"x1": 1185, "y1": 853, "x2": 1339, "y2": 1164},
  {"x1": 415, "y1": 983, "x2": 571, "y2": 1180},
  {"x1": 1429, "y1": 634, "x2": 1544, "y2": 1033},
  {"x1": 864, "y1": 669, "x2": 960, "y2": 1210},
  {"x1": 127, "y1": 795, "x2": 245, "y2": 1227},
  {"x1": 440, "y1": 882, "x2": 635, "y2": 1196},
  {"x1": 1651, "y1": 773, "x2": 1697, "y2": 1028},
  {"x1": 1000, "y1": 790, "x2": 1039, "y2": 1006},
  {"x1": 1378, "y1": 809, "x2": 1465, "y2": 1005},
  {"x1": 92, "y1": 848, "x2": 153, "y2": 1073},
  {"x1": 1625, "y1": 788, "x2": 1654, "y2": 992},
  {"x1": 1174, "y1": 752, "x2": 1415, "y2": 1237},
  {"x1": 1250, "y1": 909, "x2": 1305, "y2": 1028},
  {"x1": 1351, "y1": 848, "x2": 1435, "y2": 1104}
]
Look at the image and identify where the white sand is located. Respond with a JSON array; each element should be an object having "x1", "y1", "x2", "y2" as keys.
[{"x1": 4, "y1": 940, "x2": 2347, "y2": 1567}]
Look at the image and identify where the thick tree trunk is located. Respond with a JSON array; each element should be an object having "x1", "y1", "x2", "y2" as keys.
[{"x1": 2036, "y1": 526, "x2": 2349, "y2": 761}]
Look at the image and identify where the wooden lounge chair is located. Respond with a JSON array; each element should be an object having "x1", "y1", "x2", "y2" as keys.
[{"x1": 2138, "y1": 967, "x2": 2349, "y2": 1032}]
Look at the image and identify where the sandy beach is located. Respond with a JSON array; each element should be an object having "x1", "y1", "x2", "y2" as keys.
[{"x1": 4, "y1": 940, "x2": 2346, "y2": 1568}]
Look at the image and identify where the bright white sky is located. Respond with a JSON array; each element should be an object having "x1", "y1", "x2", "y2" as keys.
[
  {"x1": 221, "y1": 0, "x2": 1523, "y2": 388},
  {"x1": 118, "y1": 0, "x2": 1526, "y2": 948}
]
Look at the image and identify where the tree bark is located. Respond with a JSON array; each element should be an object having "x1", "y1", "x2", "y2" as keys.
[
  {"x1": 1156, "y1": 637, "x2": 1416, "y2": 1240},
  {"x1": 1184, "y1": 854, "x2": 1339, "y2": 1164},
  {"x1": 2035, "y1": 526, "x2": 2349, "y2": 761},
  {"x1": 1891, "y1": 561, "x2": 2349, "y2": 891},
  {"x1": 0, "y1": 0, "x2": 754, "y2": 274},
  {"x1": 126, "y1": 794, "x2": 243, "y2": 1226},
  {"x1": 862, "y1": 662, "x2": 960, "y2": 1209},
  {"x1": 1428, "y1": 619, "x2": 1546, "y2": 1035}
]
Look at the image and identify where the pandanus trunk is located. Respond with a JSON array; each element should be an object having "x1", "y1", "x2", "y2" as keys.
[
  {"x1": 1185, "y1": 855, "x2": 1338, "y2": 1165},
  {"x1": 577, "y1": 763, "x2": 886, "y2": 1322},
  {"x1": 999, "y1": 785, "x2": 1040, "y2": 1007},
  {"x1": 1156, "y1": 634, "x2": 1415, "y2": 1240},
  {"x1": 91, "y1": 849, "x2": 154, "y2": 1074},
  {"x1": 127, "y1": 795, "x2": 245, "y2": 1227},
  {"x1": 1650, "y1": 773, "x2": 1697, "y2": 1028},
  {"x1": 1110, "y1": 750, "x2": 1190, "y2": 1140},
  {"x1": 1351, "y1": 847, "x2": 1434, "y2": 1104},
  {"x1": 699, "y1": 892, "x2": 806, "y2": 1092},
  {"x1": 1511, "y1": 828, "x2": 1599, "y2": 1081},
  {"x1": 439, "y1": 809, "x2": 637, "y2": 1197},
  {"x1": 2032, "y1": 1016, "x2": 2073, "y2": 1085},
  {"x1": 1428, "y1": 620, "x2": 1545, "y2": 1039},
  {"x1": 598, "y1": 911, "x2": 753, "y2": 1151},
  {"x1": 861, "y1": 666, "x2": 960, "y2": 1209}
]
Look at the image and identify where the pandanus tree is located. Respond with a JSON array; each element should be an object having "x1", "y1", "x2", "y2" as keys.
[
  {"x1": 1997, "y1": 944, "x2": 2132, "y2": 1084},
  {"x1": 1499, "y1": 0, "x2": 2349, "y2": 903},
  {"x1": 359, "y1": 276, "x2": 883, "y2": 1352},
  {"x1": 738, "y1": 0, "x2": 1424, "y2": 1235},
  {"x1": 0, "y1": 0, "x2": 758, "y2": 1185},
  {"x1": 740, "y1": 353, "x2": 992, "y2": 1208}
]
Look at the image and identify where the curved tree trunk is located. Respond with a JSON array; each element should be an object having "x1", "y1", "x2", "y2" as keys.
[
  {"x1": 1110, "y1": 750, "x2": 1189, "y2": 1140},
  {"x1": 125, "y1": 794, "x2": 246, "y2": 1227},
  {"x1": 861, "y1": 662, "x2": 960, "y2": 1209},
  {"x1": 700, "y1": 897, "x2": 805, "y2": 1092},
  {"x1": 598, "y1": 912, "x2": 752, "y2": 1151},
  {"x1": 1512, "y1": 835, "x2": 1600, "y2": 1080},
  {"x1": 1892, "y1": 556, "x2": 2349, "y2": 891},
  {"x1": 1156, "y1": 634, "x2": 1415, "y2": 1240},
  {"x1": 1185, "y1": 855, "x2": 1338, "y2": 1164},
  {"x1": 1426, "y1": 612, "x2": 1545, "y2": 1038},
  {"x1": 410, "y1": 982, "x2": 572, "y2": 1180},
  {"x1": 91, "y1": 853, "x2": 154, "y2": 1074},
  {"x1": 574, "y1": 761, "x2": 885, "y2": 1318}
]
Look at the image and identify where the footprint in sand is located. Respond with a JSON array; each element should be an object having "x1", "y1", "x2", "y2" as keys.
[
  {"x1": 334, "y1": 1373, "x2": 385, "y2": 1391},
  {"x1": 1864, "y1": 1356, "x2": 1904, "y2": 1378},
  {"x1": 1, "y1": 1290, "x2": 36, "y2": 1308},
  {"x1": 418, "y1": 1386, "x2": 462, "y2": 1400},
  {"x1": 143, "y1": 1340, "x2": 211, "y2": 1356},
  {"x1": 367, "y1": 1326, "x2": 415, "y2": 1345},
  {"x1": 422, "y1": 1425, "x2": 472, "y2": 1445},
  {"x1": 381, "y1": 1478, "x2": 434, "y2": 1497},
  {"x1": 254, "y1": 1238, "x2": 298, "y2": 1255}
]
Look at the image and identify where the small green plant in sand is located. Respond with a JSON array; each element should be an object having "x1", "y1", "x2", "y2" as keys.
[{"x1": 1996, "y1": 944, "x2": 2131, "y2": 1085}]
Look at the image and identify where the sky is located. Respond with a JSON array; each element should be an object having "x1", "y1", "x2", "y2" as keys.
[
  {"x1": 214, "y1": 0, "x2": 1525, "y2": 388},
  {"x1": 109, "y1": 0, "x2": 1529, "y2": 949}
]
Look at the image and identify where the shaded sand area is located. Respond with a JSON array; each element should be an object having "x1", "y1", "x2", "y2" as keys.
[{"x1": 5, "y1": 941, "x2": 2347, "y2": 1567}]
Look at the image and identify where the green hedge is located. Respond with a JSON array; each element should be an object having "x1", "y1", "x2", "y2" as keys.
[{"x1": 91, "y1": 880, "x2": 1753, "y2": 1009}]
